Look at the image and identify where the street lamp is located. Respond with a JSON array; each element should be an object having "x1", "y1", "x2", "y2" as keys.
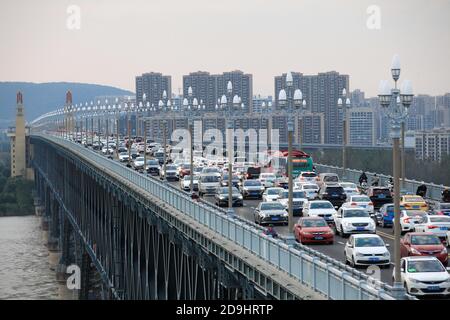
[
  {"x1": 183, "y1": 89, "x2": 199, "y2": 194},
  {"x1": 278, "y1": 71, "x2": 304, "y2": 235},
  {"x1": 378, "y1": 54, "x2": 413, "y2": 299},
  {"x1": 338, "y1": 89, "x2": 351, "y2": 179}
]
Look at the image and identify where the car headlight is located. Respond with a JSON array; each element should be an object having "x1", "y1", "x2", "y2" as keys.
[
  {"x1": 344, "y1": 222, "x2": 353, "y2": 228},
  {"x1": 355, "y1": 252, "x2": 364, "y2": 257},
  {"x1": 282, "y1": 212, "x2": 288, "y2": 217},
  {"x1": 409, "y1": 278, "x2": 420, "y2": 284},
  {"x1": 369, "y1": 221, "x2": 375, "y2": 229},
  {"x1": 410, "y1": 248, "x2": 421, "y2": 255},
  {"x1": 238, "y1": 195, "x2": 243, "y2": 200},
  {"x1": 383, "y1": 251, "x2": 390, "y2": 257}
]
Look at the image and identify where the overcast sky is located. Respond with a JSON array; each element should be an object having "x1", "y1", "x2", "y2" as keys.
[{"x1": 0, "y1": 0, "x2": 449, "y2": 97}]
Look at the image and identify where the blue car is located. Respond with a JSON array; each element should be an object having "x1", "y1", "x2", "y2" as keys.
[{"x1": 376, "y1": 204, "x2": 406, "y2": 228}]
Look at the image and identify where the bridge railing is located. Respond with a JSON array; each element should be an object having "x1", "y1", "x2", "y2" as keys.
[
  {"x1": 315, "y1": 163, "x2": 448, "y2": 201},
  {"x1": 34, "y1": 134, "x2": 408, "y2": 300}
]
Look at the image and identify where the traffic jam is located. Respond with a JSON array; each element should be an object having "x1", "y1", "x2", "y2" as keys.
[{"x1": 77, "y1": 133, "x2": 450, "y2": 298}]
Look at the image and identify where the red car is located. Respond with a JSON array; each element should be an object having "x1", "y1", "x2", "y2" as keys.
[
  {"x1": 400, "y1": 232, "x2": 448, "y2": 266},
  {"x1": 178, "y1": 164, "x2": 192, "y2": 178},
  {"x1": 294, "y1": 217, "x2": 334, "y2": 244}
]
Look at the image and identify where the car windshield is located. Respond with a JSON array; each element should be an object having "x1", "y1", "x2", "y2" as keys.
[
  {"x1": 355, "y1": 237, "x2": 384, "y2": 247},
  {"x1": 341, "y1": 183, "x2": 356, "y2": 188},
  {"x1": 440, "y1": 204, "x2": 450, "y2": 210},
  {"x1": 352, "y1": 196, "x2": 370, "y2": 202},
  {"x1": 148, "y1": 160, "x2": 159, "y2": 165},
  {"x1": 323, "y1": 175, "x2": 338, "y2": 182},
  {"x1": 326, "y1": 187, "x2": 344, "y2": 193},
  {"x1": 410, "y1": 235, "x2": 441, "y2": 245},
  {"x1": 405, "y1": 196, "x2": 424, "y2": 202},
  {"x1": 136, "y1": 157, "x2": 144, "y2": 161},
  {"x1": 407, "y1": 260, "x2": 445, "y2": 273},
  {"x1": 292, "y1": 191, "x2": 306, "y2": 198},
  {"x1": 386, "y1": 205, "x2": 406, "y2": 213},
  {"x1": 222, "y1": 175, "x2": 239, "y2": 181},
  {"x1": 202, "y1": 176, "x2": 220, "y2": 183},
  {"x1": 343, "y1": 210, "x2": 369, "y2": 218},
  {"x1": 430, "y1": 216, "x2": 450, "y2": 223},
  {"x1": 261, "y1": 203, "x2": 285, "y2": 211},
  {"x1": 301, "y1": 172, "x2": 317, "y2": 178},
  {"x1": 166, "y1": 166, "x2": 177, "y2": 171},
  {"x1": 203, "y1": 168, "x2": 219, "y2": 173},
  {"x1": 310, "y1": 202, "x2": 333, "y2": 209},
  {"x1": 244, "y1": 181, "x2": 261, "y2": 186},
  {"x1": 267, "y1": 189, "x2": 282, "y2": 195},
  {"x1": 219, "y1": 187, "x2": 240, "y2": 194},
  {"x1": 404, "y1": 211, "x2": 426, "y2": 217},
  {"x1": 373, "y1": 189, "x2": 391, "y2": 196},
  {"x1": 182, "y1": 164, "x2": 191, "y2": 169},
  {"x1": 302, "y1": 219, "x2": 327, "y2": 227},
  {"x1": 303, "y1": 185, "x2": 318, "y2": 190}
]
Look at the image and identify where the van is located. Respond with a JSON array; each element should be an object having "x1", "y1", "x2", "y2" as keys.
[{"x1": 198, "y1": 173, "x2": 221, "y2": 196}]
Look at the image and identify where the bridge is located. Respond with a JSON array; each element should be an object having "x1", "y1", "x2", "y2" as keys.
[{"x1": 28, "y1": 132, "x2": 419, "y2": 300}]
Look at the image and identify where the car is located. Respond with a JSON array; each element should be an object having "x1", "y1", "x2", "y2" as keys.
[
  {"x1": 400, "y1": 195, "x2": 429, "y2": 211},
  {"x1": 367, "y1": 187, "x2": 392, "y2": 210},
  {"x1": 302, "y1": 200, "x2": 337, "y2": 225},
  {"x1": 146, "y1": 159, "x2": 161, "y2": 176},
  {"x1": 245, "y1": 166, "x2": 261, "y2": 179},
  {"x1": 295, "y1": 171, "x2": 318, "y2": 183},
  {"x1": 340, "y1": 182, "x2": 360, "y2": 197},
  {"x1": 414, "y1": 215, "x2": 450, "y2": 244},
  {"x1": 400, "y1": 210, "x2": 428, "y2": 234},
  {"x1": 258, "y1": 173, "x2": 277, "y2": 188},
  {"x1": 180, "y1": 175, "x2": 199, "y2": 191},
  {"x1": 342, "y1": 195, "x2": 375, "y2": 216},
  {"x1": 240, "y1": 180, "x2": 265, "y2": 199},
  {"x1": 317, "y1": 173, "x2": 339, "y2": 188},
  {"x1": 118, "y1": 152, "x2": 130, "y2": 162},
  {"x1": 117, "y1": 146, "x2": 128, "y2": 154},
  {"x1": 254, "y1": 202, "x2": 288, "y2": 225},
  {"x1": 261, "y1": 187, "x2": 284, "y2": 202},
  {"x1": 161, "y1": 165, "x2": 179, "y2": 181},
  {"x1": 318, "y1": 183, "x2": 347, "y2": 208},
  {"x1": 295, "y1": 182, "x2": 319, "y2": 200},
  {"x1": 344, "y1": 234, "x2": 391, "y2": 268},
  {"x1": 154, "y1": 150, "x2": 165, "y2": 165},
  {"x1": 220, "y1": 174, "x2": 240, "y2": 188},
  {"x1": 214, "y1": 187, "x2": 244, "y2": 207},
  {"x1": 375, "y1": 204, "x2": 406, "y2": 228},
  {"x1": 132, "y1": 156, "x2": 145, "y2": 170},
  {"x1": 274, "y1": 176, "x2": 289, "y2": 189},
  {"x1": 178, "y1": 163, "x2": 192, "y2": 178},
  {"x1": 432, "y1": 202, "x2": 450, "y2": 216},
  {"x1": 334, "y1": 207, "x2": 376, "y2": 237},
  {"x1": 198, "y1": 173, "x2": 221, "y2": 196},
  {"x1": 400, "y1": 233, "x2": 448, "y2": 266},
  {"x1": 395, "y1": 257, "x2": 450, "y2": 296},
  {"x1": 294, "y1": 217, "x2": 334, "y2": 244},
  {"x1": 277, "y1": 190, "x2": 308, "y2": 216},
  {"x1": 130, "y1": 149, "x2": 140, "y2": 159}
]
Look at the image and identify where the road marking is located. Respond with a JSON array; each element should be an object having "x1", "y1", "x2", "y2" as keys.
[
  {"x1": 338, "y1": 241, "x2": 345, "y2": 245},
  {"x1": 377, "y1": 230, "x2": 395, "y2": 240}
]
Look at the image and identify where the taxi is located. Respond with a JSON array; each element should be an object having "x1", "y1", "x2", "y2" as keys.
[{"x1": 400, "y1": 195, "x2": 428, "y2": 211}]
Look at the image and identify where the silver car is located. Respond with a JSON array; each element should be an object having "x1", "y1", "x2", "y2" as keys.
[{"x1": 254, "y1": 202, "x2": 288, "y2": 225}]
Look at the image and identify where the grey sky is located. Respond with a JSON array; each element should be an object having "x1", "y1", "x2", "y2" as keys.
[{"x1": 0, "y1": 0, "x2": 449, "y2": 97}]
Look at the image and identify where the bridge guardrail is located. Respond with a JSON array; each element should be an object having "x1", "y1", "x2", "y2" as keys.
[
  {"x1": 315, "y1": 163, "x2": 448, "y2": 202},
  {"x1": 34, "y1": 134, "x2": 408, "y2": 300}
]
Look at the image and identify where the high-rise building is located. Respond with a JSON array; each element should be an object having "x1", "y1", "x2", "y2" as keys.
[
  {"x1": 7, "y1": 92, "x2": 33, "y2": 179},
  {"x1": 183, "y1": 71, "x2": 218, "y2": 112},
  {"x1": 350, "y1": 89, "x2": 366, "y2": 107},
  {"x1": 346, "y1": 107, "x2": 376, "y2": 146},
  {"x1": 299, "y1": 113, "x2": 325, "y2": 144},
  {"x1": 274, "y1": 71, "x2": 349, "y2": 144},
  {"x1": 415, "y1": 128, "x2": 450, "y2": 161},
  {"x1": 252, "y1": 95, "x2": 273, "y2": 114},
  {"x1": 136, "y1": 72, "x2": 171, "y2": 107},
  {"x1": 216, "y1": 70, "x2": 253, "y2": 113}
]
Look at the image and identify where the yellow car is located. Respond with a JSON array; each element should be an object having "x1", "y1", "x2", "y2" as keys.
[{"x1": 400, "y1": 195, "x2": 428, "y2": 211}]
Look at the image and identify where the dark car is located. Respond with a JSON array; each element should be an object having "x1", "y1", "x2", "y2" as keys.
[
  {"x1": 214, "y1": 187, "x2": 243, "y2": 207},
  {"x1": 368, "y1": 187, "x2": 392, "y2": 210},
  {"x1": 318, "y1": 183, "x2": 347, "y2": 208},
  {"x1": 154, "y1": 151, "x2": 165, "y2": 165},
  {"x1": 375, "y1": 203, "x2": 406, "y2": 228},
  {"x1": 221, "y1": 174, "x2": 240, "y2": 188},
  {"x1": 146, "y1": 159, "x2": 161, "y2": 176},
  {"x1": 246, "y1": 166, "x2": 261, "y2": 179}
]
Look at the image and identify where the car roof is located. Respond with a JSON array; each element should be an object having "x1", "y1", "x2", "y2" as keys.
[
  {"x1": 351, "y1": 234, "x2": 380, "y2": 238},
  {"x1": 403, "y1": 256, "x2": 440, "y2": 262}
]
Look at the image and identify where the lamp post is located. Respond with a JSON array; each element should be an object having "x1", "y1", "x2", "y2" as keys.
[
  {"x1": 378, "y1": 54, "x2": 413, "y2": 299},
  {"x1": 143, "y1": 99, "x2": 150, "y2": 174},
  {"x1": 338, "y1": 90, "x2": 351, "y2": 179},
  {"x1": 183, "y1": 86, "x2": 197, "y2": 194},
  {"x1": 278, "y1": 72, "x2": 304, "y2": 234},
  {"x1": 126, "y1": 98, "x2": 132, "y2": 167}
]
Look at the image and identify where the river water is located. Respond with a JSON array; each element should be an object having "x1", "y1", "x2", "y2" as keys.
[{"x1": 0, "y1": 215, "x2": 63, "y2": 300}]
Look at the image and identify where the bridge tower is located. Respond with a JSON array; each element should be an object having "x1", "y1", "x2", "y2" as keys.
[{"x1": 7, "y1": 91, "x2": 32, "y2": 179}]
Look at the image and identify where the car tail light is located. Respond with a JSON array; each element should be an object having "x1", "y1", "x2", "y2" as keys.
[
  {"x1": 404, "y1": 218, "x2": 410, "y2": 223},
  {"x1": 428, "y1": 225, "x2": 438, "y2": 229},
  {"x1": 351, "y1": 202, "x2": 357, "y2": 206}
]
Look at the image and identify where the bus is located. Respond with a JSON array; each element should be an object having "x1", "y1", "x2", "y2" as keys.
[{"x1": 266, "y1": 150, "x2": 314, "y2": 178}]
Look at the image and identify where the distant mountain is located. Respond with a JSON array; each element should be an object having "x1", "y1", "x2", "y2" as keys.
[{"x1": 0, "y1": 82, "x2": 134, "y2": 126}]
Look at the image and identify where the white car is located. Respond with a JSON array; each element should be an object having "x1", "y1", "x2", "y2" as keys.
[
  {"x1": 262, "y1": 187, "x2": 284, "y2": 202},
  {"x1": 277, "y1": 189, "x2": 308, "y2": 216},
  {"x1": 296, "y1": 183, "x2": 319, "y2": 200},
  {"x1": 295, "y1": 171, "x2": 318, "y2": 183},
  {"x1": 395, "y1": 257, "x2": 450, "y2": 296},
  {"x1": 180, "y1": 175, "x2": 199, "y2": 191},
  {"x1": 400, "y1": 210, "x2": 428, "y2": 234},
  {"x1": 118, "y1": 152, "x2": 130, "y2": 162},
  {"x1": 303, "y1": 200, "x2": 337, "y2": 225},
  {"x1": 342, "y1": 195, "x2": 374, "y2": 215},
  {"x1": 259, "y1": 173, "x2": 277, "y2": 188},
  {"x1": 133, "y1": 156, "x2": 145, "y2": 170},
  {"x1": 344, "y1": 234, "x2": 391, "y2": 268},
  {"x1": 414, "y1": 215, "x2": 450, "y2": 243},
  {"x1": 340, "y1": 182, "x2": 360, "y2": 196},
  {"x1": 334, "y1": 207, "x2": 376, "y2": 237}
]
